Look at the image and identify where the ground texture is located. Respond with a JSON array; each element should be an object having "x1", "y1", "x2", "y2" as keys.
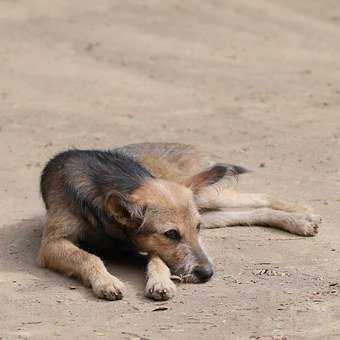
[{"x1": 0, "y1": 1, "x2": 339, "y2": 339}]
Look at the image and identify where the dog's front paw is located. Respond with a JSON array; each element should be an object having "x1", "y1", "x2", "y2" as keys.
[
  {"x1": 145, "y1": 277, "x2": 176, "y2": 301},
  {"x1": 291, "y1": 214, "x2": 321, "y2": 236},
  {"x1": 91, "y1": 274, "x2": 124, "y2": 301}
]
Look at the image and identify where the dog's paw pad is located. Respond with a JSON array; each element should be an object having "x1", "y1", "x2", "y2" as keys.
[
  {"x1": 145, "y1": 278, "x2": 176, "y2": 301},
  {"x1": 92, "y1": 276, "x2": 124, "y2": 301},
  {"x1": 293, "y1": 214, "x2": 321, "y2": 236}
]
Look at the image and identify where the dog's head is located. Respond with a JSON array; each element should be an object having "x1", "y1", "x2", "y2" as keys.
[{"x1": 104, "y1": 164, "x2": 240, "y2": 283}]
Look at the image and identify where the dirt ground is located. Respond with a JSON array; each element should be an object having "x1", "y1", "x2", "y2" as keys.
[{"x1": 1, "y1": 1, "x2": 340, "y2": 339}]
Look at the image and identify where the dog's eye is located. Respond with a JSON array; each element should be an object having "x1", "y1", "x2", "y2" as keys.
[
  {"x1": 164, "y1": 229, "x2": 180, "y2": 241},
  {"x1": 197, "y1": 223, "x2": 202, "y2": 232}
]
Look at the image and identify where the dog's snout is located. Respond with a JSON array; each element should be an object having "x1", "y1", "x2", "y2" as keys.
[{"x1": 193, "y1": 265, "x2": 213, "y2": 282}]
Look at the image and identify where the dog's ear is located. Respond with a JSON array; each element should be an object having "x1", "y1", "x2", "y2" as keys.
[
  {"x1": 184, "y1": 163, "x2": 249, "y2": 194},
  {"x1": 104, "y1": 191, "x2": 145, "y2": 228}
]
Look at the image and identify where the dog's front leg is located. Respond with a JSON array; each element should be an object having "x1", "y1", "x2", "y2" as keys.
[
  {"x1": 39, "y1": 237, "x2": 125, "y2": 300},
  {"x1": 145, "y1": 255, "x2": 176, "y2": 301}
]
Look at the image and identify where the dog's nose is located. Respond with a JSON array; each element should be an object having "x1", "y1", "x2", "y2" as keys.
[{"x1": 193, "y1": 265, "x2": 214, "y2": 282}]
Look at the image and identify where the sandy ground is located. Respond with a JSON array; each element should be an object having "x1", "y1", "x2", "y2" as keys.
[{"x1": 1, "y1": 1, "x2": 340, "y2": 339}]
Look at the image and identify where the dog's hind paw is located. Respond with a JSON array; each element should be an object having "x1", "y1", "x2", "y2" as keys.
[
  {"x1": 145, "y1": 277, "x2": 176, "y2": 301},
  {"x1": 289, "y1": 214, "x2": 321, "y2": 236},
  {"x1": 91, "y1": 274, "x2": 124, "y2": 301}
]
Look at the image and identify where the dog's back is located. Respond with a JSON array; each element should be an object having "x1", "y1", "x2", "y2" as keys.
[
  {"x1": 40, "y1": 143, "x2": 206, "y2": 210},
  {"x1": 115, "y1": 143, "x2": 212, "y2": 182}
]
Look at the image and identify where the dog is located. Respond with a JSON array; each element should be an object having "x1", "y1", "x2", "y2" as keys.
[{"x1": 38, "y1": 143, "x2": 321, "y2": 301}]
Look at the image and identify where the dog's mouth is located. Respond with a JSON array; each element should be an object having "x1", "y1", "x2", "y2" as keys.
[
  {"x1": 170, "y1": 266, "x2": 214, "y2": 284},
  {"x1": 170, "y1": 273, "x2": 199, "y2": 283}
]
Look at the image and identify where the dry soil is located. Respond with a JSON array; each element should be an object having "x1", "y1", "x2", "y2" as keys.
[{"x1": 0, "y1": 1, "x2": 340, "y2": 339}]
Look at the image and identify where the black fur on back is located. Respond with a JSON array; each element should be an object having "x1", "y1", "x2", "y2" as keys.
[{"x1": 40, "y1": 149, "x2": 154, "y2": 228}]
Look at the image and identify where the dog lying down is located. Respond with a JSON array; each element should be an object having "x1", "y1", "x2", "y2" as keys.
[{"x1": 38, "y1": 143, "x2": 321, "y2": 301}]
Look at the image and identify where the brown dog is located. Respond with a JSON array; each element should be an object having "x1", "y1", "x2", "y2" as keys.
[{"x1": 38, "y1": 143, "x2": 320, "y2": 301}]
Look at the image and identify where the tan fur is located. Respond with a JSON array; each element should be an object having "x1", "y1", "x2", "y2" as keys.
[
  {"x1": 130, "y1": 179, "x2": 207, "y2": 284},
  {"x1": 122, "y1": 143, "x2": 208, "y2": 181},
  {"x1": 38, "y1": 143, "x2": 320, "y2": 301},
  {"x1": 38, "y1": 210, "x2": 124, "y2": 300},
  {"x1": 201, "y1": 208, "x2": 320, "y2": 236},
  {"x1": 139, "y1": 155, "x2": 187, "y2": 182},
  {"x1": 145, "y1": 255, "x2": 176, "y2": 300},
  {"x1": 195, "y1": 183, "x2": 312, "y2": 214},
  {"x1": 131, "y1": 179, "x2": 194, "y2": 209}
]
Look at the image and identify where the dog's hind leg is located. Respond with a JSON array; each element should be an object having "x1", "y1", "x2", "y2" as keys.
[
  {"x1": 196, "y1": 184, "x2": 313, "y2": 214},
  {"x1": 201, "y1": 208, "x2": 320, "y2": 236},
  {"x1": 145, "y1": 255, "x2": 176, "y2": 301},
  {"x1": 38, "y1": 211, "x2": 124, "y2": 300}
]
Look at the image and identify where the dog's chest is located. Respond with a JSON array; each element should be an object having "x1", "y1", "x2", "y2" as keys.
[{"x1": 102, "y1": 220, "x2": 128, "y2": 241}]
